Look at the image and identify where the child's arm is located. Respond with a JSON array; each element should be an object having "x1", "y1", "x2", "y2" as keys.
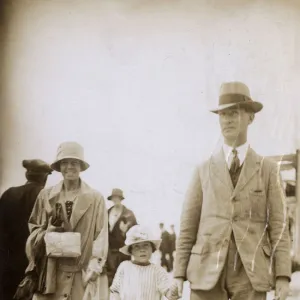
[
  {"x1": 156, "y1": 266, "x2": 179, "y2": 300},
  {"x1": 165, "y1": 281, "x2": 180, "y2": 300},
  {"x1": 109, "y1": 262, "x2": 124, "y2": 299}
]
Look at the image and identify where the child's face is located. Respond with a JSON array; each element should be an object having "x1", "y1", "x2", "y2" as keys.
[{"x1": 131, "y1": 241, "x2": 153, "y2": 263}]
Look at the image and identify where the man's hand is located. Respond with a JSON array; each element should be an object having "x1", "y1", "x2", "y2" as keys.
[
  {"x1": 275, "y1": 277, "x2": 290, "y2": 300},
  {"x1": 173, "y1": 278, "x2": 184, "y2": 298}
]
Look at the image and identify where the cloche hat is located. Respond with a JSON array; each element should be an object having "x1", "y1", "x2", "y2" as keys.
[{"x1": 51, "y1": 141, "x2": 90, "y2": 172}]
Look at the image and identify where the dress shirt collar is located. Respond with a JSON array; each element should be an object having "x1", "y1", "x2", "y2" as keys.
[{"x1": 223, "y1": 142, "x2": 249, "y2": 168}]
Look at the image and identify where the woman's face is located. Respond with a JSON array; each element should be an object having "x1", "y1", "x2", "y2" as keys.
[
  {"x1": 131, "y1": 242, "x2": 153, "y2": 263},
  {"x1": 60, "y1": 159, "x2": 81, "y2": 181}
]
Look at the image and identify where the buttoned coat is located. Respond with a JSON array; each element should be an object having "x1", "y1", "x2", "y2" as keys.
[
  {"x1": 25, "y1": 180, "x2": 109, "y2": 300},
  {"x1": 174, "y1": 147, "x2": 291, "y2": 292}
]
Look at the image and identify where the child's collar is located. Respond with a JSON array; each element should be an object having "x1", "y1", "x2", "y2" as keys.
[{"x1": 131, "y1": 260, "x2": 151, "y2": 266}]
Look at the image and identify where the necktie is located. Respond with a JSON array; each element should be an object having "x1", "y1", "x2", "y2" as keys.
[
  {"x1": 229, "y1": 148, "x2": 241, "y2": 187},
  {"x1": 65, "y1": 201, "x2": 73, "y2": 221}
]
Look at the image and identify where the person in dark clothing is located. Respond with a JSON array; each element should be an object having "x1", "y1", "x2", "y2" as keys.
[
  {"x1": 106, "y1": 188, "x2": 137, "y2": 286},
  {"x1": 0, "y1": 159, "x2": 52, "y2": 300},
  {"x1": 168, "y1": 224, "x2": 177, "y2": 272},
  {"x1": 159, "y1": 223, "x2": 171, "y2": 272}
]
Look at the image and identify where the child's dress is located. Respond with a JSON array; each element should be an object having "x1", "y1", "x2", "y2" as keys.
[{"x1": 110, "y1": 260, "x2": 170, "y2": 300}]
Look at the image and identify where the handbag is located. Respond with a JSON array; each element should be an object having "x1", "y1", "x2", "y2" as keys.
[
  {"x1": 44, "y1": 232, "x2": 81, "y2": 258},
  {"x1": 13, "y1": 273, "x2": 38, "y2": 300}
]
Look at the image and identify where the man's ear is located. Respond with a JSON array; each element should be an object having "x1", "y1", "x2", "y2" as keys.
[{"x1": 249, "y1": 113, "x2": 255, "y2": 124}]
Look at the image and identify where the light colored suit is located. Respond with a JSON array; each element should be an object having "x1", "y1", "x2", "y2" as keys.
[{"x1": 174, "y1": 147, "x2": 291, "y2": 292}]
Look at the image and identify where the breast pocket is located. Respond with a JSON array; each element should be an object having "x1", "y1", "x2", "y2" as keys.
[{"x1": 249, "y1": 190, "x2": 267, "y2": 219}]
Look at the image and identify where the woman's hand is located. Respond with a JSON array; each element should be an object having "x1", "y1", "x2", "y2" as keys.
[
  {"x1": 110, "y1": 292, "x2": 121, "y2": 300},
  {"x1": 47, "y1": 225, "x2": 64, "y2": 233},
  {"x1": 84, "y1": 257, "x2": 103, "y2": 283},
  {"x1": 119, "y1": 221, "x2": 130, "y2": 234}
]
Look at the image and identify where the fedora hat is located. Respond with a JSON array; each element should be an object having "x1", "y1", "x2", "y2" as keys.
[
  {"x1": 119, "y1": 225, "x2": 161, "y2": 256},
  {"x1": 107, "y1": 188, "x2": 125, "y2": 201},
  {"x1": 210, "y1": 81, "x2": 263, "y2": 114},
  {"x1": 51, "y1": 142, "x2": 90, "y2": 172}
]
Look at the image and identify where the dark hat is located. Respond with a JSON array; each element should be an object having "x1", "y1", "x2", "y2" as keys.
[
  {"x1": 22, "y1": 159, "x2": 52, "y2": 174},
  {"x1": 210, "y1": 81, "x2": 263, "y2": 114},
  {"x1": 107, "y1": 188, "x2": 125, "y2": 201}
]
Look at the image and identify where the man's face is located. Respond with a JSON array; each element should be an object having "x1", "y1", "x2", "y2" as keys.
[
  {"x1": 218, "y1": 107, "x2": 254, "y2": 141},
  {"x1": 60, "y1": 159, "x2": 81, "y2": 181}
]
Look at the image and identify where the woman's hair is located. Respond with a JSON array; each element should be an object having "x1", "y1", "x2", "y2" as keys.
[
  {"x1": 128, "y1": 242, "x2": 156, "y2": 254},
  {"x1": 25, "y1": 172, "x2": 48, "y2": 185}
]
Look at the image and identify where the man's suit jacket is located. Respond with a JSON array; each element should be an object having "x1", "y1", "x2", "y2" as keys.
[
  {"x1": 174, "y1": 147, "x2": 291, "y2": 292},
  {"x1": 159, "y1": 230, "x2": 171, "y2": 253}
]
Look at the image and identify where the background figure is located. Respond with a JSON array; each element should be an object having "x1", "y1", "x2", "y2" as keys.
[
  {"x1": 159, "y1": 223, "x2": 171, "y2": 272},
  {"x1": 168, "y1": 224, "x2": 177, "y2": 272},
  {"x1": 107, "y1": 188, "x2": 137, "y2": 287},
  {"x1": 0, "y1": 159, "x2": 52, "y2": 300}
]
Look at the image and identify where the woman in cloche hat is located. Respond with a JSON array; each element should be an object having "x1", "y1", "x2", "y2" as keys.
[
  {"x1": 24, "y1": 142, "x2": 109, "y2": 300},
  {"x1": 106, "y1": 188, "x2": 137, "y2": 287}
]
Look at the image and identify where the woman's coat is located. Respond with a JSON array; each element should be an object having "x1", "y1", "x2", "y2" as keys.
[{"x1": 25, "y1": 180, "x2": 109, "y2": 300}]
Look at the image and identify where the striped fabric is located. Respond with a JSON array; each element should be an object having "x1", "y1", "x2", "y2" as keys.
[{"x1": 110, "y1": 261, "x2": 170, "y2": 300}]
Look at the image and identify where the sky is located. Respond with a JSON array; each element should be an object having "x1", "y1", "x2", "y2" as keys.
[{"x1": 1, "y1": 0, "x2": 300, "y2": 232}]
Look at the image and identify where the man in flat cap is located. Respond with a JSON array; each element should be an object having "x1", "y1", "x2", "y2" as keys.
[
  {"x1": 0, "y1": 159, "x2": 52, "y2": 300},
  {"x1": 173, "y1": 82, "x2": 291, "y2": 300}
]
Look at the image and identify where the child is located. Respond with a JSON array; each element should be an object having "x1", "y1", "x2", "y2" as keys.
[{"x1": 110, "y1": 225, "x2": 178, "y2": 300}]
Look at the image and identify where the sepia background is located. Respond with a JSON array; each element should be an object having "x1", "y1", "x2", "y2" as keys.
[{"x1": 0, "y1": 0, "x2": 300, "y2": 235}]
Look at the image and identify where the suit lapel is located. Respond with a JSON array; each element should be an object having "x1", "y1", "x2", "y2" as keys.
[
  {"x1": 210, "y1": 147, "x2": 234, "y2": 193},
  {"x1": 232, "y1": 148, "x2": 262, "y2": 197}
]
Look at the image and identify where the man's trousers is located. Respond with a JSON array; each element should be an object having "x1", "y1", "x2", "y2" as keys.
[{"x1": 190, "y1": 234, "x2": 267, "y2": 300}]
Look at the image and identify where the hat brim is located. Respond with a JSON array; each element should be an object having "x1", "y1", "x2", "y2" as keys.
[
  {"x1": 107, "y1": 195, "x2": 125, "y2": 201},
  {"x1": 119, "y1": 240, "x2": 161, "y2": 256},
  {"x1": 50, "y1": 156, "x2": 90, "y2": 172},
  {"x1": 210, "y1": 101, "x2": 263, "y2": 114}
]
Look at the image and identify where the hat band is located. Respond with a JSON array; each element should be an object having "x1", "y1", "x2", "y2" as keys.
[{"x1": 219, "y1": 94, "x2": 252, "y2": 105}]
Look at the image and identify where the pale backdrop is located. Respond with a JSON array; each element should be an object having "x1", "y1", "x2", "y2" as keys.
[{"x1": 1, "y1": 0, "x2": 300, "y2": 234}]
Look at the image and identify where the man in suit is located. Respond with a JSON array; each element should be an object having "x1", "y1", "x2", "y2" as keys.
[
  {"x1": 173, "y1": 82, "x2": 291, "y2": 300},
  {"x1": 159, "y1": 223, "x2": 171, "y2": 272},
  {"x1": 168, "y1": 224, "x2": 177, "y2": 272},
  {"x1": 0, "y1": 159, "x2": 52, "y2": 300}
]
